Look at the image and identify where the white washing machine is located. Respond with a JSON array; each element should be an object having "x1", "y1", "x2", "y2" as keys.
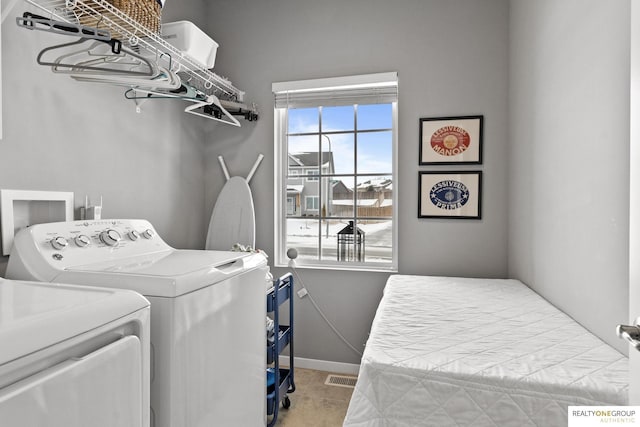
[
  {"x1": 7, "y1": 219, "x2": 269, "y2": 427},
  {"x1": 0, "y1": 278, "x2": 150, "y2": 427}
]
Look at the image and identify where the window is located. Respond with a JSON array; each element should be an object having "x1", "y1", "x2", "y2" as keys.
[
  {"x1": 273, "y1": 73, "x2": 398, "y2": 270},
  {"x1": 305, "y1": 196, "x2": 319, "y2": 211}
]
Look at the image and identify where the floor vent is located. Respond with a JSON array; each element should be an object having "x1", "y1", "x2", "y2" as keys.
[{"x1": 324, "y1": 374, "x2": 358, "y2": 388}]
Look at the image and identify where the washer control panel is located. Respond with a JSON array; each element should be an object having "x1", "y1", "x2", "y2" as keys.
[{"x1": 14, "y1": 219, "x2": 172, "y2": 268}]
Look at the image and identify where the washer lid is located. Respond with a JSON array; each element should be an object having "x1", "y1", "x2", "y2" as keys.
[
  {"x1": 58, "y1": 250, "x2": 268, "y2": 297},
  {"x1": 0, "y1": 278, "x2": 149, "y2": 365},
  {"x1": 69, "y1": 250, "x2": 246, "y2": 277}
]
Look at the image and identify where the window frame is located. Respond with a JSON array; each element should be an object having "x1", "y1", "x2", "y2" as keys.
[{"x1": 273, "y1": 74, "x2": 398, "y2": 272}]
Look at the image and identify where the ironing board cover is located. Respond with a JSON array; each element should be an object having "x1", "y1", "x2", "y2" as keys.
[{"x1": 205, "y1": 176, "x2": 256, "y2": 251}]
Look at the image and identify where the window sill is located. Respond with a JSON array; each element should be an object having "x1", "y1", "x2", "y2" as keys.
[{"x1": 273, "y1": 261, "x2": 398, "y2": 274}]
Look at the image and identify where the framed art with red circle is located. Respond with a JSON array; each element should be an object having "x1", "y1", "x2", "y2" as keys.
[{"x1": 419, "y1": 115, "x2": 483, "y2": 165}]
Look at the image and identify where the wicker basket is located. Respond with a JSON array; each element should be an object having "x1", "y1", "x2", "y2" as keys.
[
  {"x1": 111, "y1": 0, "x2": 160, "y2": 33},
  {"x1": 78, "y1": 0, "x2": 161, "y2": 38}
]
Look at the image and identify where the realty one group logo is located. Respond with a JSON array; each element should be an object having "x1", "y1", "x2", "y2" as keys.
[
  {"x1": 430, "y1": 180, "x2": 469, "y2": 210},
  {"x1": 430, "y1": 125, "x2": 471, "y2": 156},
  {"x1": 569, "y1": 406, "x2": 639, "y2": 426}
]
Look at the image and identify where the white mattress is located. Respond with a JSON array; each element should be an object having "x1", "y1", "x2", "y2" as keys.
[{"x1": 344, "y1": 275, "x2": 628, "y2": 427}]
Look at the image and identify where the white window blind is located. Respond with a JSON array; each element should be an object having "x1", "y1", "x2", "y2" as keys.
[{"x1": 273, "y1": 72, "x2": 398, "y2": 109}]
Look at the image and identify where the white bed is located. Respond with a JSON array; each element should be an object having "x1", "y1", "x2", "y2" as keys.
[{"x1": 344, "y1": 275, "x2": 628, "y2": 427}]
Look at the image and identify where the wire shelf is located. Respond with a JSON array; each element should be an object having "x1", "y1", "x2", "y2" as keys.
[{"x1": 22, "y1": 0, "x2": 242, "y2": 101}]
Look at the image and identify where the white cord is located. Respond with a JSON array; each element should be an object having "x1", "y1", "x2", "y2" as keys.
[{"x1": 290, "y1": 266, "x2": 363, "y2": 357}]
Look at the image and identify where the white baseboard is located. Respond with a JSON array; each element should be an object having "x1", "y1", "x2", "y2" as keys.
[{"x1": 279, "y1": 355, "x2": 360, "y2": 375}]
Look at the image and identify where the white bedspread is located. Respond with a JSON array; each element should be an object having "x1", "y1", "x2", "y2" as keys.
[{"x1": 344, "y1": 275, "x2": 628, "y2": 427}]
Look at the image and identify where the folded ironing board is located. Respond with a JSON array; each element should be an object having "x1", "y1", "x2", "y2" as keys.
[{"x1": 205, "y1": 155, "x2": 262, "y2": 251}]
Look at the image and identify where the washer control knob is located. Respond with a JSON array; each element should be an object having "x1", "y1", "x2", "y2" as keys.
[
  {"x1": 50, "y1": 236, "x2": 68, "y2": 251},
  {"x1": 142, "y1": 229, "x2": 155, "y2": 239},
  {"x1": 100, "y1": 229, "x2": 122, "y2": 247},
  {"x1": 75, "y1": 235, "x2": 91, "y2": 248},
  {"x1": 128, "y1": 230, "x2": 140, "y2": 241}
]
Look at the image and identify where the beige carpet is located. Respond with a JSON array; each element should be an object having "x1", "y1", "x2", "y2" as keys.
[{"x1": 270, "y1": 368, "x2": 355, "y2": 427}]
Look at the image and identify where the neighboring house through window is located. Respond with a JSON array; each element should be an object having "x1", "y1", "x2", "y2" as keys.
[{"x1": 273, "y1": 72, "x2": 398, "y2": 270}]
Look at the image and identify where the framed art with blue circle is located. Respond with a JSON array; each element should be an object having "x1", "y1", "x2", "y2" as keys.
[
  {"x1": 419, "y1": 116, "x2": 483, "y2": 165},
  {"x1": 418, "y1": 171, "x2": 482, "y2": 219}
]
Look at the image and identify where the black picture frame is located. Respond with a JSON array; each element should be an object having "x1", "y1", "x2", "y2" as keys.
[
  {"x1": 419, "y1": 115, "x2": 483, "y2": 165},
  {"x1": 418, "y1": 171, "x2": 482, "y2": 219}
]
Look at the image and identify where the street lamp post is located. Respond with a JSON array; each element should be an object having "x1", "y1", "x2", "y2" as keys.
[{"x1": 322, "y1": 135, "x2": 332, "y2": 238}]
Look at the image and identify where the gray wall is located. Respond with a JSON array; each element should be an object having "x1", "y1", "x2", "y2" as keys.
[
  {"x1": 508, "y1": 0, "x2": 630, "y2": 353},
  {"x1": 204, "y1": 0, "x2": 510, "y2": 364},
  {"x1": 0, "y1": 1, "x2": 209, "y2": 275}
]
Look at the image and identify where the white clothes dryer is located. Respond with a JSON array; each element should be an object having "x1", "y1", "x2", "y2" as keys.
[
  {"x1": 7, "y1": 219, "x2": 269, "y2": 427},
  {"x1": 0, "y1": 278, "x2": 150, "y2": 427}
]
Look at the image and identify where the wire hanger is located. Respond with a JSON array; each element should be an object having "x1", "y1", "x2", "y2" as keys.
[
  {"x1": 184, "y1": 94, "x2": 241, "y2": 127},
  {"x1": 70, "y1": 66, "x2": 181, "y2": 90},
  {"x1": 49, "y1": 40, "x2": 151, "y2": 76},
  {"x1": 36, "y1": 37, "x2": 157, "y2": 76},
  {"x1": 124, "y1": 81, "x2": 239, "y2": 126}
]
